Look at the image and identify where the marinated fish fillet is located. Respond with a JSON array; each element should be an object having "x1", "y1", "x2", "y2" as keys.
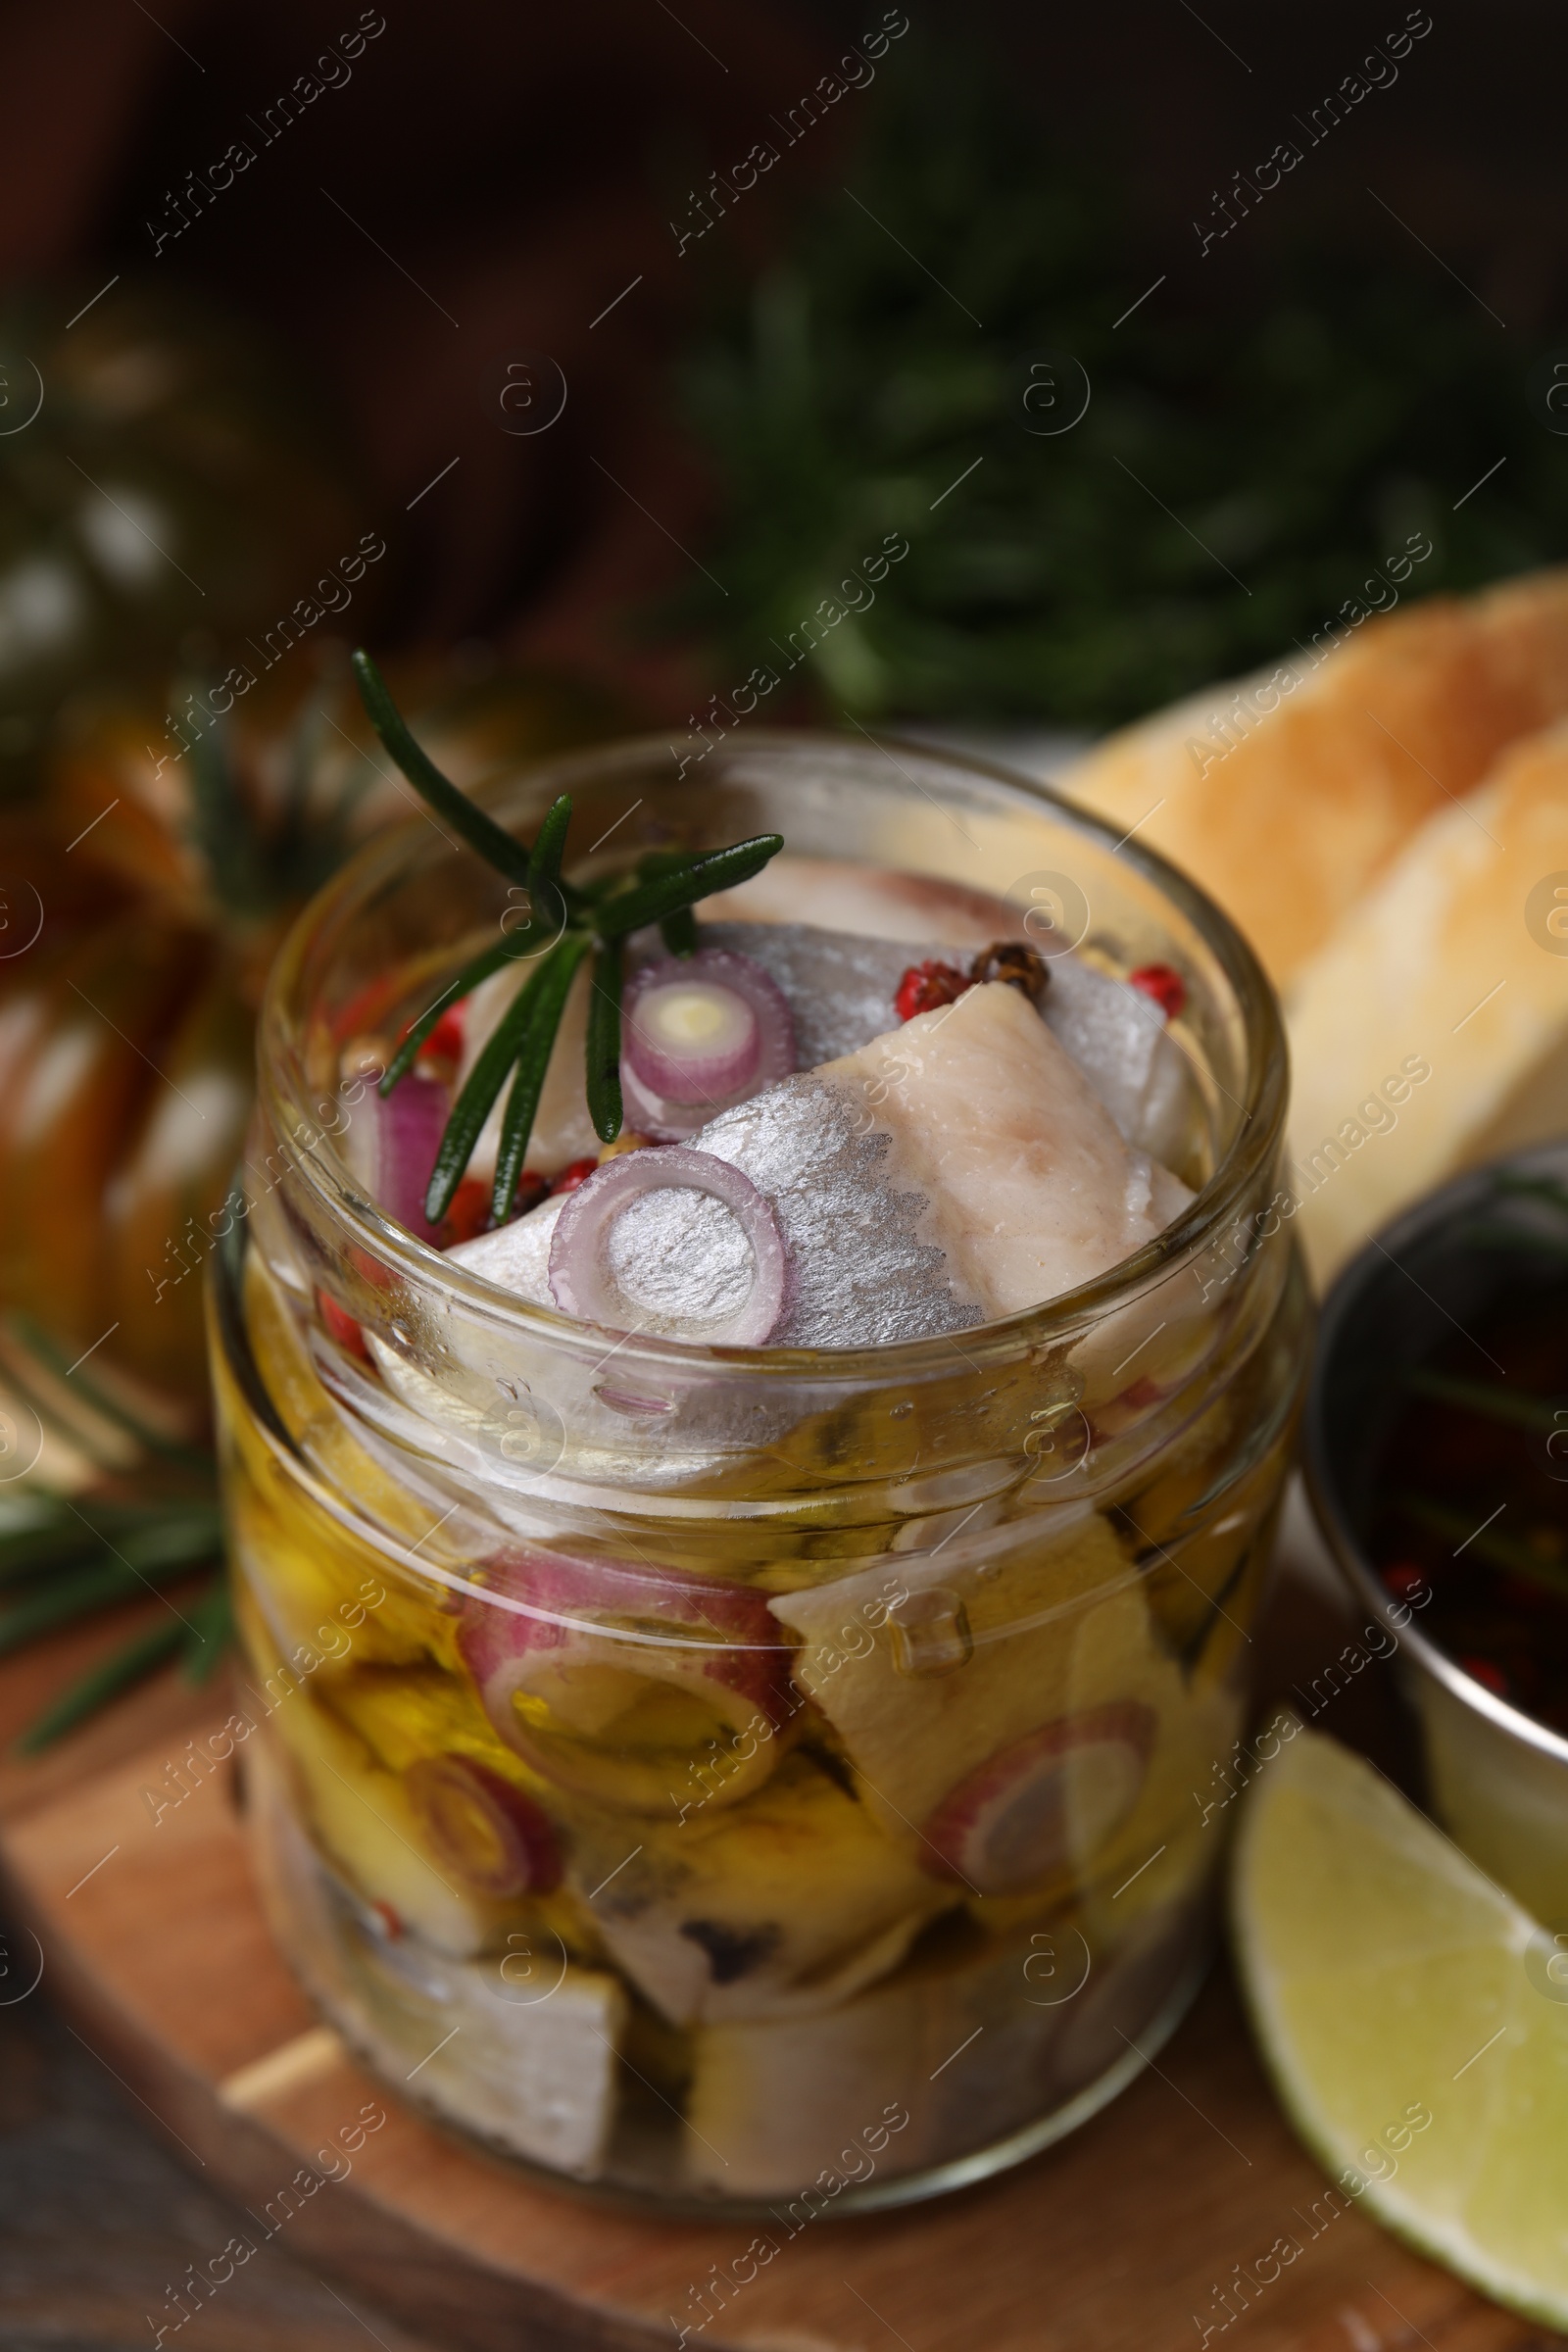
[
  {"x1": 770, "y1": 1508, "x2": 1241, "y2": 1910},
  {"x1": 566, "y1": 1751, "x2": 953, "y2": 2027},
  {"x1": 819, "y1": 980, "x2": 1191, "y2": 1317},
  {"x1": 453, "y1": 982, "x2": 1193, "y2": 1346},
  {"x1": 682, "y1": 1901, "x2": 1199, "y2": 2195},
  {"x1": 249, "y1": 1732, "x2": 627, "y2": 2180}
]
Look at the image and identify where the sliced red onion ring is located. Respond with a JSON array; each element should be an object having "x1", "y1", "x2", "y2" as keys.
[
  {"x1": 372, "y1": 1072, "x2": 449, "y2": 1244},
  {"x1": 627, "y1": 966, "x2": 757, "y2": 1099},
  {"x1": 621, "y1": 950, "x2": 795, "y2": 1138},
  {"x1": 548, "y1": 1146, "x2": 787, "y2": 1346},
  {"x1": 403, "y1": 1753, "x2": 562, "y2": 1897},
  {"x1": 457, "y1": 1549, "x2": 796, "y2": 1812},
  {"x1": 920, "y1": 1703, "x2": 1155, "y2": 1893}
]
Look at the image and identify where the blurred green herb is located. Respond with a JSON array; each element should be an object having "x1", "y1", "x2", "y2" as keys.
[
  {"x1": 0, "y1": 1490, "x2": 225, "y2": 1750},
  {"x1": 1460, "y1": 1172, "x2": 1568, "y2": 1264},
  {"x1": 0, "y1": 1314, "x2": 225, "y2": 1750},
  {"x1": 1395, "y1": 1491, "x2": 1568, "y2": 1603},
  {"x1": 1401, "y1": 1366, "x2": 1563, "y2": 1434},
  {"x1": 666, "y1": 38, "x2": 1568, "y2": 725},
  {"x1": 182, "y1": 681, "x2": 356, "y2": 919}
]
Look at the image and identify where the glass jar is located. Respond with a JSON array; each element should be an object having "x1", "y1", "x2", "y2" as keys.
[{"x1": 211, "y1": 729, "x2": 1307, "y2": 2215}]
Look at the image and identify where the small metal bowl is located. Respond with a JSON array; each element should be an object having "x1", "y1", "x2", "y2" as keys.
[{"x1": 1303, "y1": 1139, "x2": 1568, "y2": 1926}]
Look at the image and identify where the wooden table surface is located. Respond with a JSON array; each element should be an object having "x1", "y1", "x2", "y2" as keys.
[
  {"x1": 0, "y1": 1592, "x2": 447, "y2": 2352},
  {"x1": 0, "y1": 1549, "x2": 1560, "y2": 2352}
]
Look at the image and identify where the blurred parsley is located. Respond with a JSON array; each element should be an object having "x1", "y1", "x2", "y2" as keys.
[{"x1": 667, "y1": 39, "x2": 1564, "y2": 725}]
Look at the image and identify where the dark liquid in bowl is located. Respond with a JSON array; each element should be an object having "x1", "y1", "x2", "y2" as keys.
[{"x1": 1368, "y1": 1273, "x2": 1568, "y2": 1735}]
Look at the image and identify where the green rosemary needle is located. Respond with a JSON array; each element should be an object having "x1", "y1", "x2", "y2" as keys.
[{"x1": 351, "y1": 650, "x2": 784, "y2": 1221}]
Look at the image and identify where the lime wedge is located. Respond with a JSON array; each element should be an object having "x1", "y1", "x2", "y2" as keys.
[{"x1": 1231, "y1": 1723, "x2": 1568, "y2": 2329}]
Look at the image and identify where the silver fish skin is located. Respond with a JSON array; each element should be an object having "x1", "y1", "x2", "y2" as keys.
[
  {"x1": 653, "y1": 921, "x2": 1189, "y2": 1160},
  {"x1": 445, "y1": 1079, "x2": 982, "y2": 1350}
]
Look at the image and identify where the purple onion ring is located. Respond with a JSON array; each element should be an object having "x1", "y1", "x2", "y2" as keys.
[
  {"x1": 547, "y1": 1146, "x2": 787, "y2": 1345},
  {"x1": 374, "y1": 1072, "x2": 449, "y2": 1243},
  {"x1": 621, "y1": 949, "x2": 796, "y2": 1138}
]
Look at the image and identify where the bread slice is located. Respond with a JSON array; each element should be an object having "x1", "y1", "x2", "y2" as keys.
[
  {"x1": 1056, "y1": 569, "x2": 1568, "y2": 983},
  {"x1": 1285, "y1": 719, "x2": 1568, "y2": 1284}
]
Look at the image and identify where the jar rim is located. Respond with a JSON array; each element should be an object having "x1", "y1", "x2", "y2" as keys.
[{"x1": 258, "y1": 725, "x2": 1288, "y2": 1381}]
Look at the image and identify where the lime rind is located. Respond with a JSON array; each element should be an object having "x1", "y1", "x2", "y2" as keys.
[{"x1": 1231, "y1": 1724, "x2": 1568, "y2": 2332}]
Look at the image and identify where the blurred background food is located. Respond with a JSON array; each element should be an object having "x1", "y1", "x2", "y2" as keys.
[
  {"x1": 0, "y1": 644, "x2": 621, "y2": 1746},
  {"x1": 1061, "y1": 573, "x2": 1568, "y2": 1283},
  {"x1": 0, "y1": 3, "x2": 1566, "y2": 2335},
  {"x1": 663, "y1": 52, "x2": 1568, "y2": 729},
  {"x1": 1058, "y1": 571, "x2": 1568, "y2": 985},
  {"x1": 2, "y1": 9, "x2": 1567, "y2": 743},
  {"x1": 0, "y1": 646, "x2": 621, "y2": 1414},
  {"x1": 1286, "y1": 717, "x2": 1568, "y2": 1279},
  {"x1": 0, "y1": 0, "x2": 1563, "y2": 1751},
  {"x1": 0, "y1": 284, "x2": 377, "y2": 797}
]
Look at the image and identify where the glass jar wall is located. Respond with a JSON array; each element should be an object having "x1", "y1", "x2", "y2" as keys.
[{"x1": 212, "y1": 731, "x2": 1307, "y2": 2213}]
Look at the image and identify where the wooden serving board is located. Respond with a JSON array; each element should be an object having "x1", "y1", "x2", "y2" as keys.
[{"x1": 0, "y1": 1571, "x2": 1557, "y2": 2352}]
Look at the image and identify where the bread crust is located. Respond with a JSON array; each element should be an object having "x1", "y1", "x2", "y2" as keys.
[
  {"x1": 1057, "y1": 569, "x2": 1568, "y2": 982},
  {"x1": 1285, "y1": 718, "x2": 1568, "y2": 1282}
]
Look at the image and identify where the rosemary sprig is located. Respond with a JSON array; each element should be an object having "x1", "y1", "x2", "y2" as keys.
[
  {"x1": 177, "y1": 672, "x2": 357, "y2": 919},
  {"x1": 18, "y1": 1620, "x2": 188, "y2": 1754},
  {"x1": 492, "y1": 939, "x2": 593, "y2": 1220},
  {"x1": 353, "y1": 653, "x2": 551, "y2": 893},
  {"x1": 351, "y1": 650, "x2": 784, "y2": 1225},
  {"x1": 377, "y1": 924, "x2": 553, "y2": 1096},
  {"x1": 1454, "y1": 1172, "x2": 1568, "y2": 1266},
  {"x1": 0, "y1": 1309, "x2": 227, "y2": 1748},
  {"x1": 0, "y1": 1558, "x2": 188, "y2": 1657},
  {"x1": 641, "y1": 852, "x2": 702, "y2": 957},
  {"x1": 584, "y1": 941, "x2": 625, "y2": 1143},
  {"x1": 7, "y1": 1310, "x2": 216, "y2": 1476},
  {"x1": 1400, "y1": 1366, "x2": 1564, "y2": 1435},
  {"x1": 1494, "y1": 1172, "x2": 1568, "y2": 1217},
  {"x1": 1394, "y1": 1493, "x2": 1568, "y2": 1603},
  {"x1": 589, "y1": 842, "x2": 777, "y2": 941},
  {"x1": 433, "y1": 934, "x2": 589, "y2": 1224},
  {"x1": 0, "y1": 1486, "x2": 226, "y2": 1748},
  {"x1": 182, "y1": 1575, "x2": 233, "y2": 1685}
]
